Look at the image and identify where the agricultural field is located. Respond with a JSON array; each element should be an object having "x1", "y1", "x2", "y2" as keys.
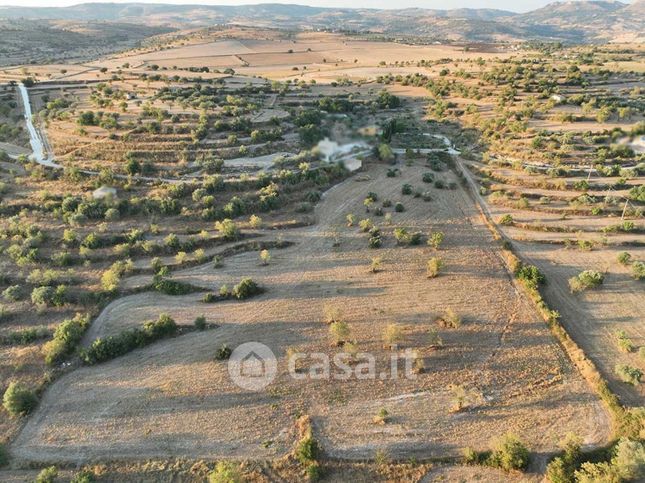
[{"x1": 0, "y1": 21, "x2": 643, "y2": 483}]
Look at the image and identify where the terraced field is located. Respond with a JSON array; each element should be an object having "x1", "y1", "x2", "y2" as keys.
[{"x1": 11, "y1": 160, "x2": 609, "y2": 464}]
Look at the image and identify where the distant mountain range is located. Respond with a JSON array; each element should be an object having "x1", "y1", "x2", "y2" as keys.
[{"x1": 0, "y1": 1, "x2": 642, "y2": 43}]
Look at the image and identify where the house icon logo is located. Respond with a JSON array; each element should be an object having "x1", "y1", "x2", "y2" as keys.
[{"x1": 228, "y1": 342, "x2": 277, "y2": 391}]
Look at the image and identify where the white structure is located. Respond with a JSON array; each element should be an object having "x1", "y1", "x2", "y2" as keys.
[{"x1": 92, "y1": 186, "x2": 117, "y2": 200}]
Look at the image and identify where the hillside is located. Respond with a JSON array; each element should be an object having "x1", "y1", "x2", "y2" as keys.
[{"x1": 0, "y1": 1, "x2": 642, "y2": 44}]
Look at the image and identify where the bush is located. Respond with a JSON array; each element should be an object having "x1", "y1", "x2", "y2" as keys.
[
  {"x1": 215, "y1": 219, "x2": 240, "y2": 240},
  {"x1": 2, "y1": 285, "x2": 21, "y2": 301},
  {"x1": 422, "y1": 172, "x2": 435, "y2": 183},
  {"x1": 402, "y1": 184, "x2": 413, "y2": 195},
  {"x1": 615, "y1": 330, "x2": 634, "y2": 353},
  {"x1": 215, "y1": 344, "x2": 232, "y2": 360},
  {"x1": 427, "y1": 257, "x2": 443, "y2": 278},
  {"x1": 437, "y1": 308, "x2": 461, "y2": 328},
  {"x1": 295, "y1": 434, "x2": 319, "y2": 465},
  {"x1": 232, "y1": 278, "x2": 261, "y2": 300},
  {"x1": 632, "y1": 261, "x2": 645, "y2": 281},
  {"x1": 427, "y1": 231, "x2": 444, "y2": 250},
  {"x1": 368, "y1": 235, "x2": 382, "y2": 248},
  {"x1": 394, "y1": 202, "x2": 405, "y2": 212},
  {"x1": 70, "y1": 470, "x2": 96, "y2": 483},
  {"x1": 329, "y1": 320, "x2": 351, "y2": 346},
  {"x1": 574, "y1": 438, "x2": 645, "y2": 482},
  {"x1": 3, "y1": 381, "x2": 38, "y2": 416},
  {"x1": 31, "y1": 285, "x2": 67, "y2": 307},
  {"x1": 617, "y1": 252, "x2": 632, "y2": 265},
  {"x1": 498, "y1": 214, "x2": 514, "y2": 226},
  {"x1": 80, "y1": 314, "x2": 177, "y2": 364},
  {"x1": 358, "y1": 218, "x2": 373, "y2": 232},
  {"x1": 42, "y1": 313, "x2": 91, "y2": 365},
  {"x1": 615, "y1": 364, "x2": 642, "y2": 385},
  {"x1": 101, "y1": 259, "x2": 133, "y2": 292},
  {"x1": 153, "y1": 276, "x2": 200, "y2": 295},
  {"x1": 209, "y1": 462, "x2": 244, "y2": 483},
  {"x1": 488, "y1": 433, "x2": 530, "y2": 472},
  {"x1": 515, "y1": 264, "x2": 545, "y2": 290},
  {"x1": 373, "y1": 407, "x2": 390, "y2": 424},
  {"x1": 569, "y1": 270, "x2": 604, "y2": 293},
  {"x1": 35, "y1": 466, "x2": 58, "y2": 483},
  {"x1": 194, "y1": 316, "x2": 207, "y2": 330},
  {"x1": 545, "y1": 433, "x2": 582, "y2": 483},
  {"x1": 382, "y1": 323, "x2": 403, "y2": 348}
]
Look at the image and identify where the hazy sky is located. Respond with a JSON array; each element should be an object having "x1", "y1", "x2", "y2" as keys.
[{"x1": 0, "y1": 0, "x2": 635, "y2": 14}]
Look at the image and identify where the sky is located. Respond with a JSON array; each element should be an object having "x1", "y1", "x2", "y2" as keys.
[{"x1": 0, "y1": 0, "x2": 634, "y2": 13}]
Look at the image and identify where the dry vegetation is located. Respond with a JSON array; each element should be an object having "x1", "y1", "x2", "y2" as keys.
[{"x1": 0, "y1": 29, "x2": 643, "y2": 482}]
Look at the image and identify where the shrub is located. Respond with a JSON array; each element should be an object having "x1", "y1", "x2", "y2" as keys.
[
  {"x1": 487, "y1": 433, "x2": 530, "y2": 472},
  {"x1": 373, "y1": 407, "x2": 390, "y2": 424},
  {"x1": 370, "y1": 257, "x2": 382, "y2": 273},
  {"x1": 249, "y1": 214, "x2": 263, "y2": 229},
  {"x1": 0, "y1": 444, "x2": 7, "y2": 467},
  {"x1": 612, "y1": 438, "x2": 645, "y2": 481},
  {"x1": 295, "y1": 433, "x2": 319, "y2": 465},
  {"x1": 515, "y1": 264, "x2": 545, "y2": 290},
  {"x1": 2, "y1": 285, "x2": 21, "y2": 302},
  {"x1": 615, "y1": 330, "x2": 634, "y2": 353},
  {"x1": 232, "y1": 278, "x2": 260, "y2": 300},
  {"x1": 427, "y1": 257, "x2": 443, "y2": 278},
  {"x1": 498, "y1": 214, "x2": 514, "y2": 226},
  {"x1": 202, "y1": 293, "x2": 217, "y2": 303},
  {"x1": 402, "y1": 184, "x2": 413, "y2": 195},
  {"x1": 31, "y1": 285, "x2": 67, "y2": 307},
  {"x1": 394, "y1": 202, "x2": 405, "y2": 212},
  {"x1": 42, "y1": 313, "x2": 91, "y2": 365},
  {"x1": 615, "y1": 364, "x2": 642, "y2": 385},
  {"x1": 632, "y1": 261, "x2": 645, "y2": 281},
  {"x1": 70, "y1": 470, "x2": 96, "y2": 483},
  {"x1": 574, "y1": 438, "x2": 645, "y2": 482},
  {"x1": 259, "y1": 249, "x2": 271, "y2": 265},
  {"x1": 215, "y1": 344, "x2": 232, "y2": 360},
  {"x1": 546, "y1": 433, "x2": 582, "y2": 483},
  {"x1": 358, "y1": 218, "x2": 373, "y2": 232},
  {"x1": 346, "y1": 214, "x2": 355, "y2": 226},
  {"x1": 35, "y1": 466, "x2": 58, "y2": 483},
  {"x1": 329, "y1": 320, "x2": 351, "y2": 346},
  {"x1": 617, "y1": 252, "x2": 632, "y2": 265},
  {"x1": 382, "y1": 323, "x2": 403, "y2": 348},
  {"x1": 215, "y1": 219, "x2": 240, "y2": 240},
  {"x1": 209, "y1": 462, "x2": 243, "y2": 483},
  {"x1": 80, "y1": 314, "x2": 177, "y2": 364},
  {"x1": 437, "y1": 308, "x2": 461, "y2": 328},
  {"x1": 3, "y1": 381, "x2": 38, "y2": 416},
  {"x1": 153, "y1": 276, "x2": 199, "y2": 295},
  {"x1": 367, "y1": 233, "x2": 382, "y2": 249},
  {"x1": 422, "y1": 172, "x2": 435, "y2": 183},
  {"x1": 101, "y1": 259, "x2": 133, "y2": 292},
  {"x1": 569, "y1": 270, "x2": 604, "y2": 293},
  {"x1": 194, "y1": 316, "x2": 207, "y2": 330},
  {"x1": 427, "y1": 231, "x2": 444, "y2": 249}
]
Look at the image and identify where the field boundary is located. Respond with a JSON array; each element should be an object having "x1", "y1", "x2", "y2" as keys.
[{"x1": 454, "y1": 155, "x2": 642, "y2": 441}]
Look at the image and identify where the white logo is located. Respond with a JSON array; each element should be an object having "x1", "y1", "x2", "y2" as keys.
[{"x1": 228, "y1": 342, "x2": 277, "y2": 391}]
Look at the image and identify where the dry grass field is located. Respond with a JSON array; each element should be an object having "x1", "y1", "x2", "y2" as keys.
[
  {"x1": 10, "y1": 160, "x2": 609, "y2": 464},
  {"x1": 0, "y1": 24, "x2": 643, "y2": 482}
]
